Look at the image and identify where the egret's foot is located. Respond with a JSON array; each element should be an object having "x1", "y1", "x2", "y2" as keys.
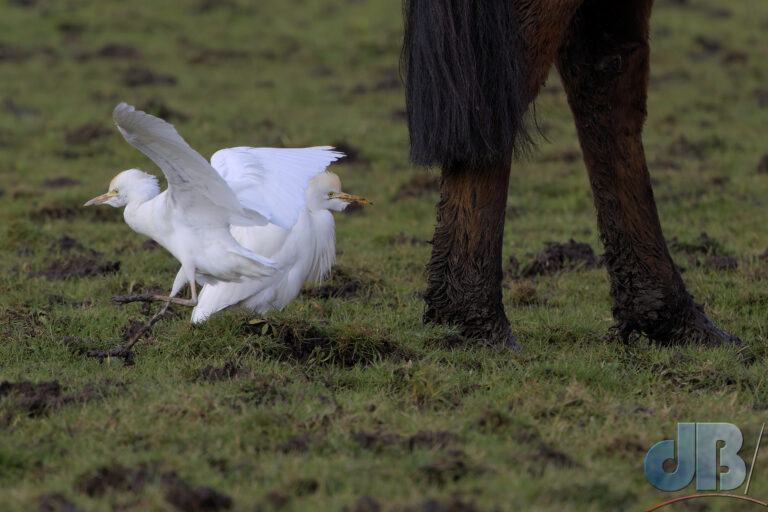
[
  {"x1": 89, "y1": 301, "x2": 173, "y2": 363},
  {"x1": 112, "y1": 293, "x2": 197, "y2": 307}
]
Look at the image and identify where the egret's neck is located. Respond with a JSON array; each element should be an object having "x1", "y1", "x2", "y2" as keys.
[
  {"x1": 126, "y1": 182, "x2": 161, "y2": 206},
  {"x1": 306, "y1": 210, "x2": 336, "y2": 284}
]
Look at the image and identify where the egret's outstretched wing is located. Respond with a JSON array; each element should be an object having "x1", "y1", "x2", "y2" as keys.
[
  {"x1": 211, "y1": 146, "x2": 344, "y2": 230},
  {"x1": 113, "y1": 103, "x2": 265, "y2": 225}
]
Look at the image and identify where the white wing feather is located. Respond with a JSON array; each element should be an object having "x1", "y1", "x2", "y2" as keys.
[
  {"x1": 112, "y1": 103, "x2": 267, "y2": 226},
  {"x1": 210, "y1": 146, "x2": 344, "y2": 230}
]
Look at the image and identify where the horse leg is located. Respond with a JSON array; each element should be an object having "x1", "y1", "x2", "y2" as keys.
[
  {"x1": 556, "y1": 0, "x2": 738, "y2": 345},
  {"x1": 408, "y1": 0, "x2": 582, "y2": 347},
  {"x1": 425, "y1": 159, "x2": 517, "y2": 348}
]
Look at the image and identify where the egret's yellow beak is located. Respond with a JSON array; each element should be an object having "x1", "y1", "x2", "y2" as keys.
[
  {"x1": 329, "y1": 192, "x2": 372, "y2": 205},
  {"x1": 83, "y1": 190, "x2": 118, "y2": 206}
]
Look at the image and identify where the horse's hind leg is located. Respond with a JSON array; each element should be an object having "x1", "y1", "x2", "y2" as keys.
[
  {"x1": 556, "y1": 0, "x2": 738, "y2": 345},
  {"x1": 406, "y1": 1, "x2": 582, "y2": 348},
  {"x1": 425, "y1": 159, "x2": 517, "y2": 348}
]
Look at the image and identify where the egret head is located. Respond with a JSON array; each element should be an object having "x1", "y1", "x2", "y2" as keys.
[
  {"x1": 307, "y1": 171, "x2": 371, "y2": 212},
  {"x1": 84, "y1": 169, "x2": 160, "y2": 208}
]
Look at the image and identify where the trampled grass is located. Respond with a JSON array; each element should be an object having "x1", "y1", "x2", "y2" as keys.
[{"x1": 1, "y1": 0, "x2": 767, "y2": 511}]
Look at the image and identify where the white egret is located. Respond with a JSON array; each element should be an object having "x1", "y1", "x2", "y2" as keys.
[
  {"x1": 85, "y1": 103, "x2": 344, "y2": 326},
  {"x1": 190, "y1": 171, "x2": 371, "y2": 323}
]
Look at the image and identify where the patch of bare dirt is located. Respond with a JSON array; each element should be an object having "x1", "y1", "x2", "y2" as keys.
[
  {"x1": 31, "y1": 236, "x2": 120, "y2": 280},
  {"x1": 199, "y1": 362, "x2": 251, "y2": 382},
  {"x1": 277, "y1": 434, "x2": 314, "y2": 454},
  {"x1": 332, "y1": 140, "x2": 369, "y2": 166},
  {"x1": 424, "y1": 334, "x2": 469, "y2": 350},
  {"x1": 245, "y1": 320, "x2": 411, "y2": 366},
  {"x1": 393, "y1": 174, "x2": 440, "y2": 201},
  {"x1": 757, "y1": 154, "x2": 768, "y2": 174},
  {"x1": 343, "y1": 496, "x2": 381, "y2": 512},
  {"x1": 163, "y1": 472, "x2": 232, "y2": 511},
  {"x1": 263, "y1": 490, "x2": 291, "y2": 509},
  {"x1": 419, "y1": 450, "x2": 475, "y2": 486},
  {"x1": 389, "y1": 232, "x2": 428, "y2": 247},
  {"x1": 136, "y1": 99, "x2": 190, "y2": 122},
  {"x1": 76, "y1": 43, "x2": 141, "y2": 61},
  {"x1": 602, "y1": 437, "x2": 646, "y2": 458},
  {"x1": 5, "y1": 98, "x2": 40, "y2": 117},
  {"x1": 521, "y1": 240, "x2": 600, "y2": 277},
  {"x1": 64, "y1": 123, "x2": 111, "y2": 145},
  {"x1": 0, "y1": 379, "x2": 115, "y2": 419},
  {"x1": 508, "y1": 281, "x2": 543, "y2": 306},
  {"x1": 302, "y1": 267, "x2": 375, "y2": 299},
  {"x1": 38, "y1": 492, "x2": 87, "y2": 512},
  {"x1": 188, "y1": 47, "x2": 250, "y2": 65},
  {"x1": 31, "y1": 200, "x2": 118, "y2": 222},
  {"x1": 34, "y1": 255, "x2": 120, "y2": 280},
  {"x1": 531, "y1": 444, "x2": 579, "y2": 471},
  {"x1": 43, "y1": 176, "x2": 81, "y2": 188},
  {"x1": 667, "y1": 135, "x2": 727, "y2": 159},
  {"x1": 401, "y1": 497, "x2": 491, "y2": 512},
  {"x1": 122, "y1": 66, "x2": 177, "y2": 87},
  {"x1": 688, "y1": 36, "x2": 723, "y2": 60},
  {"x1": 141, "y1": 239, "x2": 160, "y2": 251},
  {"x1": 238, "y1": 375, "x2": 288, "y2": 406},
  {"x1": 76, "y1": 465, "x2": 149, "y2": 497},
  {"x1": 343, "y1": 202, "x2": 365, "y2": 215},
  {"x1": 669, "y1": 232, "x2": 736, "y2": 271},
  {"x1": 757, "y1": 89, "x2": 768, "y2": 108},
  {"x1": 704, "y1": 255, "x2": 738, "y2": 271}
]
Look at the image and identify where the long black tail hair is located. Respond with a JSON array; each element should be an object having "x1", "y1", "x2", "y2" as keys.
[{"x1": 401, "y1": 0, "x2": 531, "y2": 168}]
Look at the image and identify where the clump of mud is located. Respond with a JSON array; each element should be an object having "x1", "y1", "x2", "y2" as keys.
[
  {"x1": 122, "y1": 66, "x2": 177, "y2": 87},
  {"x1": 352, "y1": 430, "x2": 454, "y2": 452},
  {"x1": 162, "y1": 472, "x2": 232, "y2": 511},
  {"x1": 38, "y1": 492, "x2": 86, "y2": 512},
  {"x1": 137, "y1": 98, "x2": 190, "y2": 122},
  {"x1": 393, "y1": 173, "x2": 440, "y2": 201},
  {"x1": 64, "y1": 123, "x2": 111, "y2": 145},
  {"x1": 0, "y1": 379, "x2": 115, "y2": 419},
  {"x1": 521, "y1": 240, "x2": 600, "y2": 277},
  {"x1": 419, "y1": 450, "x2": 476, "y2": 486},
  {"x1": 332, "y1": 140, "x2": 369, "y2": 166},
  {"x1": 43, "y1": 176, "x2": 81, "y2": 188},
  {"x1": 531, "y1": 444, "x2": 579, "y2": 470},
  {"x1": 668, "y1": 232, "x2": 740, "y2": 271},
  {"x1": 389, "y1": 232, "x2": 428, "y2": 247},
  {"x1": 757, "y1": 154, "x2": 768, "y2": 174},
  {"x1": 302, "y1": 266, "x2": 377, "y2": 300},
  {"x1": 199, "y1": 362, "x2": 251, "y2": 382},
  {"x1": 31, "y1": 236, "x2": 120, "y2": 280},
  {"x1": 245, "y1": 320, "x2": 411, "y2": 367},
  {"x1": 76, "y1": 465, "x2": 149, "y2": 497}
]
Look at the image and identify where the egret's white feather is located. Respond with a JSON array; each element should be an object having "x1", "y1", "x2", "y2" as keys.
[
  {"x1": 211, "y1": 146, "x2": 344, "y2": 230},
  {"x1": 112, "y1": 103, "x2": 267, "y2": 226},
  {"x1": 190, "y1": 172, "x2": 365, "y2": 323}
]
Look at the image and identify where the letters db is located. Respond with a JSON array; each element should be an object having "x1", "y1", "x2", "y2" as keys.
[{"x1": 645, "y1": 423, "x2": 746, "y2": 491}]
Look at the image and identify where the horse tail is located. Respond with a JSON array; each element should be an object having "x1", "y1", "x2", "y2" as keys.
[{"x1": 401, "y1": 0, "x2": 531, "y2": 168}]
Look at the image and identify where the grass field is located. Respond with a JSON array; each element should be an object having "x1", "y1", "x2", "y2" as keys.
[{"x1": 1, "y1": 0, "x2": 768, "y2": 510}]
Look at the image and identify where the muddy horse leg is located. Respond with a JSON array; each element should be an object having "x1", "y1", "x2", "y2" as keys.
[
  {"x1": 556, "y1": 0, "x2": 738, "y2": 345},
  {"x1": 424, "y1": 159, "x2": 517, "y2": 348},
  {"x1": 403, "y1": 1, "x2": 582, "y2": 347}
]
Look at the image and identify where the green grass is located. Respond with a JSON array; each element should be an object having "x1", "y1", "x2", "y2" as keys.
[{"x1": 1, "y1": 0, "x2": 768, "y2": 510}]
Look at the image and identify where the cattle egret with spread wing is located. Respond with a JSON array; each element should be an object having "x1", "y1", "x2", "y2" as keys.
[
  {"x1": 85, "y1": 103, "x2": 344, "y2": 333},
  {"x1": 190, "y1": 171, "x2": 371, "y2": 323}
]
